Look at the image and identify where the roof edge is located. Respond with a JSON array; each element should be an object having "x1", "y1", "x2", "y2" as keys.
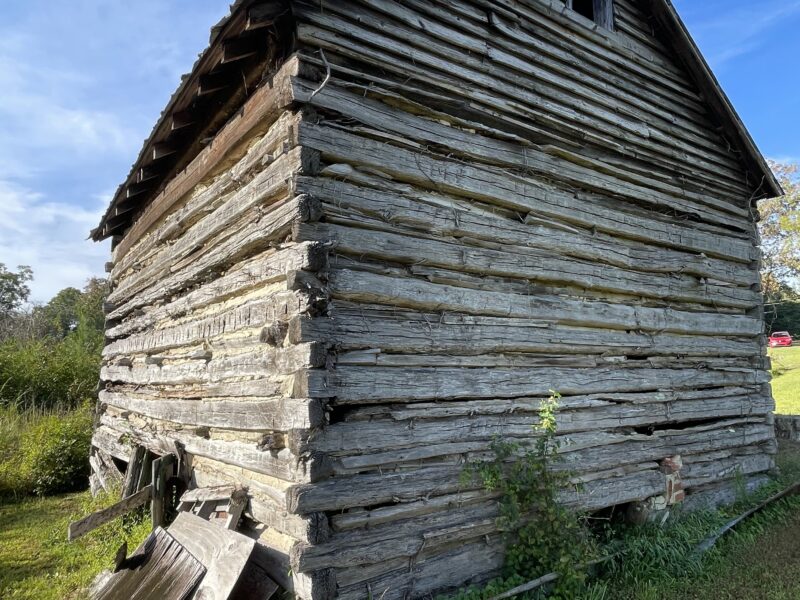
[{"x1": 648, "y1": 0, "x2": 783, "y2": 199}]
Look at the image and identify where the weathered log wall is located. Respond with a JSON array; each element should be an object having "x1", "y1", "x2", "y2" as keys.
[{"x1": 92, "y1": 1, "x2": 776, "y2": 599}]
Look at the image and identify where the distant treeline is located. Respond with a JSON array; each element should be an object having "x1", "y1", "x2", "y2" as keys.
[{"x1": 769, "y1": 300, "x2": 800, "y2": 335}]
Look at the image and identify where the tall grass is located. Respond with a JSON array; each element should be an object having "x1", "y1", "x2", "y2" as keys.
[
  {"x1": 0, "y1": 331, "x2": 102, "y2": 412},
  {"x1": 0, "y1": 404, "x2": 93, "y2": 497}
]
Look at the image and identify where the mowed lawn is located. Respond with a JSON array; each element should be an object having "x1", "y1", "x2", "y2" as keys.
[{"x1": 770, "y1": 346, "x2": 800, "y2": 414}]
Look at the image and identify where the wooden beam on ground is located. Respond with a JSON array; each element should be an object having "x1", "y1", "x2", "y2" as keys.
[{"x1": 69, "y1": 485, "x2": 153, "y2": 542}]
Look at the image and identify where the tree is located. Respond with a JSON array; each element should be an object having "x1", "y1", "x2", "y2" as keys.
[
  {"x1": 760, "y1": 161, "x2": 800, "y2": 299},
  {"x1": 0, "y1": 264, "x2": 33, "y2": 314},
  {"x1": 34, "y1": 287, "x2": 83, "y2": 339}
]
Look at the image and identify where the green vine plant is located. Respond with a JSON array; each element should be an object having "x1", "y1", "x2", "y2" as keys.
[{"x1": 456, "y1": 392, "x2": 597, "y2": 599}]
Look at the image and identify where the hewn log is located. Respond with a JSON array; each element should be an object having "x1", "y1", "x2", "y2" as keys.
[
  {"x1": 101, "y1": 391, "x2": 325, "y2": 432},
  {"x1": 290, "y1": 305, "x2": 761, "y2": 357},
  {"x1": 323, "y1": 268, "x2": 761, "y2": 337}
]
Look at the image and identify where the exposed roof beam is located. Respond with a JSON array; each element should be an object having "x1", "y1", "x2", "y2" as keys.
[
  {"x1": 246, "y1": 1, "x2": 287, "y2": 31},
  {"x1": 222, "y1": 36, "x2": 264, "y2": 64}
]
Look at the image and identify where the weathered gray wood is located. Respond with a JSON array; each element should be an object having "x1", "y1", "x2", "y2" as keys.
[
  {"x1": 322, "y1": 268, "x2": 761, "y2": 337},
  {"x1": 90, "y1": 449, "x2": 124, "y2": 493},
  {"x1": 295, "y1": 176, "x2": 756, "y2": 283},
  {"x1": 226, "y1": 488, "x2": 248, "y2": 531},
  {"x1": 121, "y1": 446, "x2": 146, "y2": 499},
  {"x1": 168, "y1": 512, "x2": 267, "y2": 600},
  {"x1": 151, "y1": 454, "x2": 175, "y2": 529},
  {"x1": 100, "y1": 392, "x2": 325, "y2": 432},
  {"x1": 90, "y1": 1, "x2": 777, "y2": 598},
  {"x1": 69, "y1": 485, "x2": 153, "y2": 541},
  {"x1": 91, "y1": 527, "x2": 206, "y2": 600},
  {"x1": 299, "y1": 222, "x2": 757, "y2": 308},
  {"x1": 99, "y1": 414, "x2": 331, "y2": 484},
  {"x1": 180, "y1": 485, "x2": 237, "y2": 505},
  {"x1": 290, "y1": 306, "x2": 761, "y2": 357}
]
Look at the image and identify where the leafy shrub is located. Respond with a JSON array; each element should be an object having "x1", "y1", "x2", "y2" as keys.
[
  {"x1": 0, "y1": 405, "x2": 93, "y2": 497},
  {"x1": 458, "y1": 393, "x2": 596, "y2": 599},
  {"x1": 20, "y1": 406, "x2": 93, "y2": 496},
  {"x1": 0, "y1": 333, "x2": 102, "y2": 411}
]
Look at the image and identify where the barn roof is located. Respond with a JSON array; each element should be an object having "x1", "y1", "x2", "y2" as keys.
[{"x1": 92, "y1": 0, "x2": 782, "y2": 243}]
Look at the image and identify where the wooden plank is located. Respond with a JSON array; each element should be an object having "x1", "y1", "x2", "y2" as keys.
[
  {"x1": 168, "y1": 512, "x2": 265, "y2": 600},
  {"x1": 151, "y1": 454, "x2": 176, "y2": 529},
  {"x1": 180, "y1": 485, "x2": 238, "y2": 505},
  {"x1": 69, "y1": 485, "x2": 153, "y2": 541},
  {"x1": 226, "y1": 489, "x2": 248, "y2": 531},
  {"x1": 121, "y1": 446, "x2": 146, "y2": 499},
  {"x1": 91, "y1": 527, "x2": 205, "y2": 600}
]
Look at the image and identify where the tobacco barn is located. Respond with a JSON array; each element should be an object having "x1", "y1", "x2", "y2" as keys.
[{"x1": 89, "y1": 0, "x2": 781, "y2": 598}]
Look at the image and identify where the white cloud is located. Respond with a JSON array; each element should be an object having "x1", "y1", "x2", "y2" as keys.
[
  {"x1": 0, "y1": 179, "x2": 109, "y2": 302},
  {"x1": 0, "y1": 0, "x2": 230, "y2": 302}
]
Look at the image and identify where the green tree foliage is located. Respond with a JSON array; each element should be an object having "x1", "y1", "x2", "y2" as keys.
[
  {"x1": 761, "y1": 162, "x2": 800, "y2": 299},
  {"x1": 768, "y1": 298, "x2": 800, "y2": 335},
  {"x1": 0, "y1": 264, "x2": 32, "y2": 314},
  {"x1": 0, "y1": 274, "x2": 107, "y2": 411}
]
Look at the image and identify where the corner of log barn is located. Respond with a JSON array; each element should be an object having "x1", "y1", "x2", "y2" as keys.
[{"x1": 88, "y1": 0, "x2": 781, "y2": 598}]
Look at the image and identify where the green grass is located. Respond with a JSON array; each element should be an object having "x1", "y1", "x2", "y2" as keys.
[
  {"x1": 770, "y1": 346, "x2": 800, "y2": 414},
  {"x1": 583, "y1": 441, "x2": 800, "y2": 600},
  {"x1": 0, "y1": 491, "x2": 151, "y2": 599}
]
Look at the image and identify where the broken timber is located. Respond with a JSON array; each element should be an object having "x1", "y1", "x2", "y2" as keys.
[{"x1": 69, "y1": 486, "x2": 153, "y2": 542}]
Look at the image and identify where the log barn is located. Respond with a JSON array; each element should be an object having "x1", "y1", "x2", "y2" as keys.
[{"x1": 90, "y1": 0, "x2": 782, "y2": 598}]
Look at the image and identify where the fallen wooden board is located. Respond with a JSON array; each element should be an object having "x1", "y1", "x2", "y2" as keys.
[
  {"x1": 69, "y1": 485, "x2": 153, "y2": 541},
  {"x1": 91, "y1": 527, "x2": 205, "y2": 600},
  {"x1": 168, "y1": 512, "x2": 277, "y2": 600},
  {"x1": 179, "y1": 485, "x2": 237, "y2": 505}
]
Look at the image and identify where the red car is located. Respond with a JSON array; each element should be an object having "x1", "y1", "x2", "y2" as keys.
[{"x1": 769, "y1": 332, "x2": 793, "y2": 347}]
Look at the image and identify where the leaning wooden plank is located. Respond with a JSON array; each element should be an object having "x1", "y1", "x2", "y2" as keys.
[
  {"x1": 151, "y1": 454, "x2": 176, "y2": 529},
  {"x1": 121, "y1": 446, "x2": 146, "y2": 499},
  {"x1": 90, "y1": 449, "x2": 124, "y2": 494},
  {"x1": 226, "y1": 489, "x2": 248, "y2": 531},
  {"x1": 69, "y1": 485, "x2": 153, "y2": 541},
  {"x1": 91, "y1": 527, "x2": 206, "y2": 600},
  {"x1": 168, "y1": 512, "x2": 275, "y2": 600}
]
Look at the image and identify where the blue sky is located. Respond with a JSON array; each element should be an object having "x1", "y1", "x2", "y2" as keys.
[{"x1": 0, "y1": 1, "x2": 798, "y2": 302}]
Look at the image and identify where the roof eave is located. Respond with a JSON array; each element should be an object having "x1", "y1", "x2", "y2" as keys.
[{"x1": 647, "y1": 0, "x2": 783, "y2": 199}]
